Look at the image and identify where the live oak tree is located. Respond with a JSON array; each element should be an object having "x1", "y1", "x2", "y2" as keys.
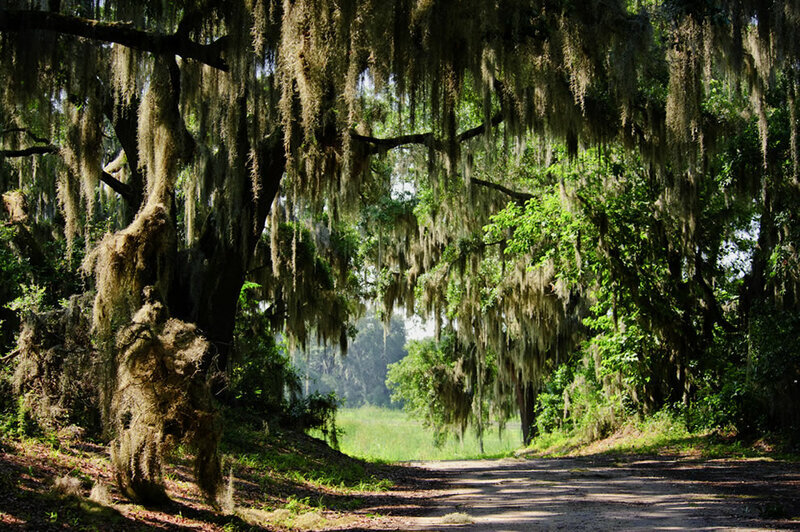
[
  {"x1": 361, "y1": 0, "x2": 800, "y2": 444},
  {"x1": 1, "y1": 0, "x2": 799, "y2": 503}
]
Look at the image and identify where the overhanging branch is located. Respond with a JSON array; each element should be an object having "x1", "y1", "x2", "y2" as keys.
[
  {"x1": 0, "y1": 9, "x2": 229, "y2": 71},
  {"x1": 1, "y1": 128, "x2": 50, "y2": 144},
  {"x1": 470, "y1": 177, "x2": 533, "y2": 204},
  {"x1": 350, "y1": 130, "x2": 435, "y2": 153},
  {"x1": 0, "y1": 145, "x2": 58, "y2": 157},
  {"x1": 457, "y1": 113, "x2": 503, "y2": 142},
  {"x1": 351, "y1": 112, "x2": 504, "y2": 154},
  {"x1": 1, "y1": 140, "x2": 140, "y2": 205}
]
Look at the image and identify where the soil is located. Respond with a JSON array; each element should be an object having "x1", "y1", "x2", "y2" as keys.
[
  {"x1": 365, "y1": 455, "x2": 800, "y2": 531},
  {"x1": 2, "y1": 435, "x2": 799, "y2": 531}
]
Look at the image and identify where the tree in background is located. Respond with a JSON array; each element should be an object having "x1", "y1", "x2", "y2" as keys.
[
  {"x1": 386, "y1": 332, "x2": 514, "y2": 452},
  {"x1": 297, "y1": 312, "x2": 408, "y2": 408},
  {"x1": 363, "y1": 1, "x2": 800, "y2": 444}
]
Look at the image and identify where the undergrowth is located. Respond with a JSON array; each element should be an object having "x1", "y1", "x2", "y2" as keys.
[
  {"x1": 527, "y1": 409, "x2": 800, "y2": 460},
  {"x1": 222, "y1": 410, "x2": 394, "y2": 494},
  {"x1": 0, "y1": 407, "x2": 399, "y2": 530}
]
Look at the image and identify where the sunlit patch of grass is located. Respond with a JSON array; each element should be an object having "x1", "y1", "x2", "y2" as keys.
[
  {"x1": 223, "y1": 420, "x2": 392, "y2": 494},
  {"x1": 524, "y1": 427, "x2": 581, "y2": 456},
  {"x1": 237, "y1": 496, "x2": 365, "y2": 530},
  {"x1": 330, "y1": 406, "x2": 523, "y2": 461}
]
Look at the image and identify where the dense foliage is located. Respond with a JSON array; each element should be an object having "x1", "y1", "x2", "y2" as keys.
[
  {"x1": 1, "y1": 0, "x2": 800, "y2": 505},
  {"x1": 386, "y1": 333, "x2": 513, "y2": 451}
]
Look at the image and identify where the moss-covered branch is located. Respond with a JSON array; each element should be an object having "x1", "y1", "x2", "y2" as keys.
[
  {"x1": 469, "y1": 177, "x2": 533, "y2": 205},
  {"x1": 0, "y1": 9, "x2": 229, "y2": 71},
  {"x1": 351, "y1": 113, "x2": 503, "y2": 154},
  {"x1": 0, "y1": 145, "x2": 58, "y2": 157},
  {"x1": 0, "y1": 127, "x2": 50, "y2": 144},
  {"x1": 0, "y1": 139, "x2": 140, "y2": 205}
]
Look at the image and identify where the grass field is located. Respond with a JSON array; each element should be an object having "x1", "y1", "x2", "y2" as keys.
[{"x1": 332, "y1": 406, "x2": 524, "y2": 461}]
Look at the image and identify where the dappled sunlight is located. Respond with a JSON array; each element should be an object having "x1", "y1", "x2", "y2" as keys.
[{"x1": 400, "y1": 456, "x2": 800, "y2": 531}]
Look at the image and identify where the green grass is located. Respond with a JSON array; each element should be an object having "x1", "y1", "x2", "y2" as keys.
[
  {"x1": 331, "y1": 406, "x2": 524, "y2": 461},
  {"x1": 526, "y1": 411, "x2": 800, "y2": 460},
  {"x1": 222, "y1": 420, "x2": 392, "y2": 493},
  {"x1": 527, "y1": 412, "x2": 693, "y2": 456}
]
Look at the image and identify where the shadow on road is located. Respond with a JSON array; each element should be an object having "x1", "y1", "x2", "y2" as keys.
[{"x1": 363, "y1": 455, "x2": 800, "y2": 531}]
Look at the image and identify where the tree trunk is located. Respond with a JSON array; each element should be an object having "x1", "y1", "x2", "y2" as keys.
[
  {"x1": 515, "y1": 375, "x2": 537, "y2": 447},
  {"x1": 172, "y1": 132, "x2": 285, "y2": 382},
  {"x1": 96, "y1": 78, "x2": 285, "y2": 503}
]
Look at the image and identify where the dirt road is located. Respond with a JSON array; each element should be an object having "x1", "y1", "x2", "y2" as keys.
[{"x1": 362, "y1": 455, "x2": 800, "y2": 531}]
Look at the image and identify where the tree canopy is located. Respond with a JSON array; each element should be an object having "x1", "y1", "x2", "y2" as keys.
[{"x1": 1, "y1": 0, "x2": 799, "y2": 504}]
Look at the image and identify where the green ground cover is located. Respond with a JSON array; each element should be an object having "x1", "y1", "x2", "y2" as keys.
[
  {"x1": 333, "y1": 406, "x2": 523, "y2": 461},
  {"x1": 524, "y1": 410, "x2": 800, "y2": 461}
]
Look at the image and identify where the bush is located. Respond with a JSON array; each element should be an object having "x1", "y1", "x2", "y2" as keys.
[
  {"x1": 229, "y1": 334, "x2": 302, "y2": 417},
  {"x1": 535, "y1": 364, "x2": 574, "y2": 434},
  {"x1": 287, "y1": 391, "x2": 341, "y2": 448},
  {"x1": 11, "y1": 296, "x2": 102, "y2": 435}
]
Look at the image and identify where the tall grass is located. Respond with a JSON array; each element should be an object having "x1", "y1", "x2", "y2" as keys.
[{"x1": 332, "y1": 406, "x2": 523, "y2": 461}]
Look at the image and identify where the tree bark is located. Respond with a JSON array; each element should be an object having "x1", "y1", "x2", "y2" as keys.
[
  {"x1": 515, "y1": 374, "x2": 538, "y2": 446},
  {"x1": 171, "y1": 133, "x2": 285, "y2": 379}
]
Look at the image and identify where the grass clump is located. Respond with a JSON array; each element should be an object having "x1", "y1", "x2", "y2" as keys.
[{"x1": 441, "y1": 512, "x2": 474, "y2": 524}]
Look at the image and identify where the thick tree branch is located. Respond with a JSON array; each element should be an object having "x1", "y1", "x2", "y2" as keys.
[
  {"x1": 351, "y1": 112, "x2": 504, "y2": 154},
  {"x1": 694, "y1": 255, "x2": 738, "y2": 333},
  {"x1": 100, "y1": 171, "x2": 140, "y2": 206},
  {"x1": 350, "y1": 130, "x2": 435, "y2": 153},
  {"x1": 0, "y1": 9, "x2": 229, "y2": 71},
  {"x1": 165, "y1": 56, "x2": 196, "y2": 160},
  {"x1": 1, "y1": 138, "x2": 140, "y2": 205},
  {"x1": 469, "y1": 177, "x2": 534, "y2": 204},
  {"x1": 457, "y1": 113, "x2": 504, "y2": 143},
  {"x1": 100, "y1": 96, "x2": 144, "y2": 212},
  {"x1": 0, "y1": 145, "x2": 58, "y2": 157}
]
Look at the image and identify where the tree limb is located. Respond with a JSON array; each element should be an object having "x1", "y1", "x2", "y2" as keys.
[
  {"x1": 100, "y1": 96, "x2": 144, "y2": 212},
  {"x1": 350, "y1": 130, "x2": 435, "y2": 153},
  {"x1": 457, "y1": 113, "x2": 504, "y2": 143},
  {"x1": 0, "y1": 145, "x2": 58, "y2": 157},
  {"x1": 0, "y1": 128, "x2": 50, "y2": 144},
  {"x1": 351, "y1": 112, "x2": 504, "y2": 154},
  {"x1": 694, "y1": 255, "x2": 738, "y2": 333},
  {"x1": 1, "y1": 137, "x2": 141, "y2": 205},
  {"x1": 0, "y1": 348, "x2": 20, "y2": 363},
  {"x1": 469, "y1": 177, "x2": 534, "y2": 204},
  {"x1": 100, "y1": 171, "x2": 140, "y2": 206},
  {"x1": 0, "y1": 9, "x2": 229, "y2": 71}
]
